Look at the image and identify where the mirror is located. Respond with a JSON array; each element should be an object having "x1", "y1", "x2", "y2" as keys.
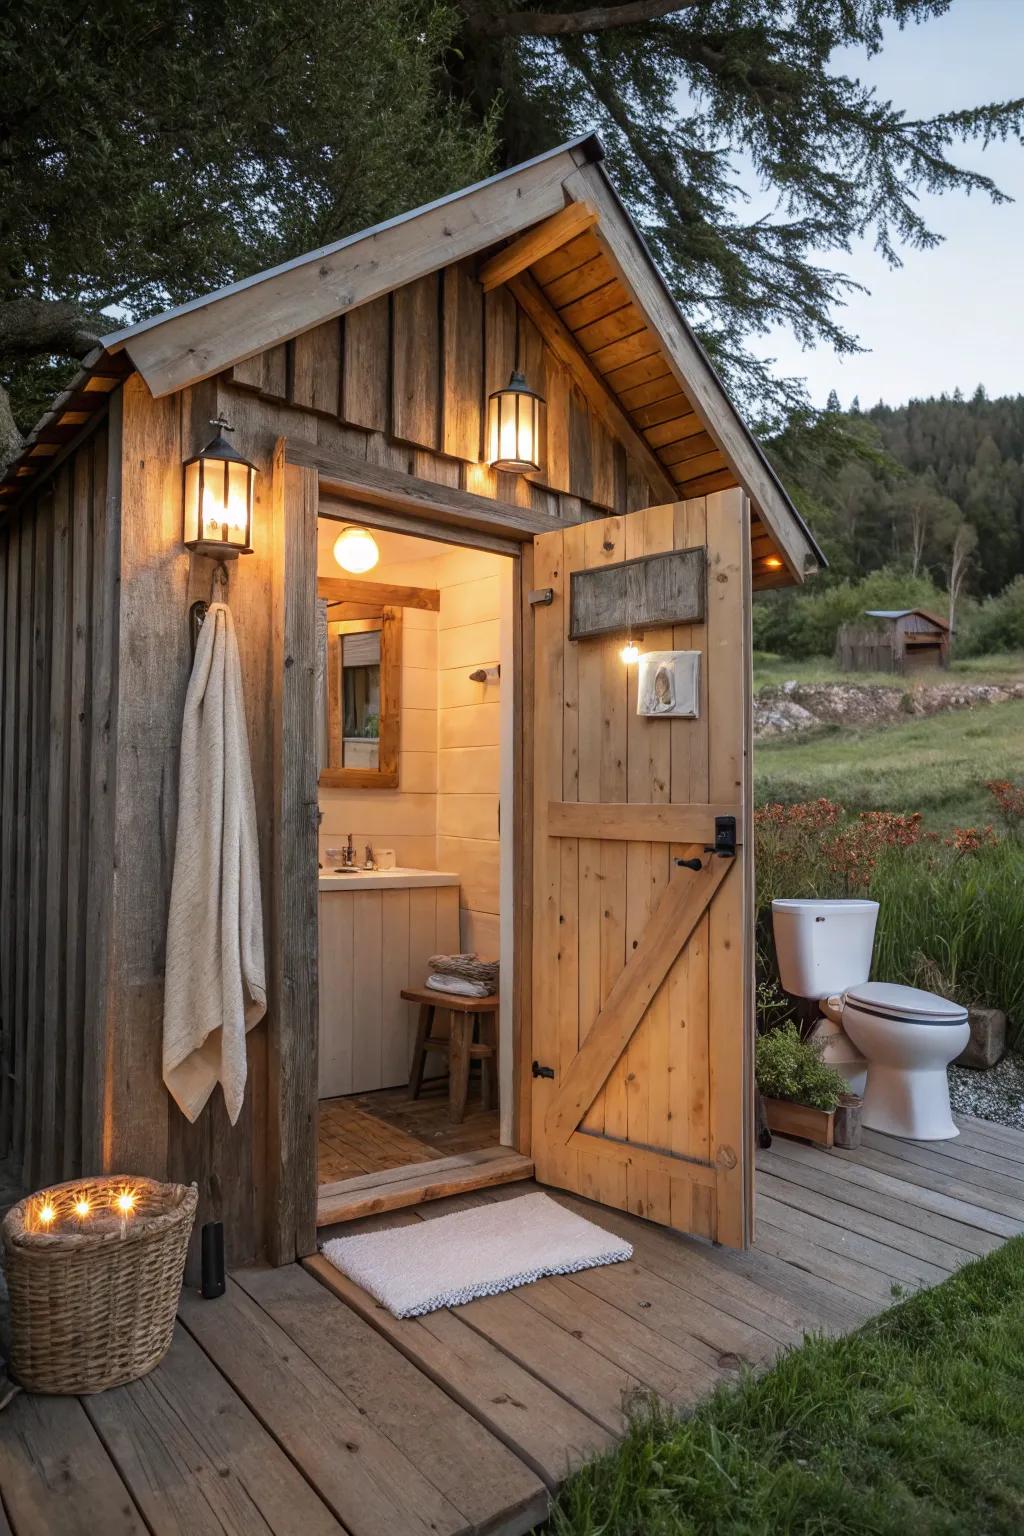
[{"x1": 320, "y1": 601, "x2": 402, "y2": 788}]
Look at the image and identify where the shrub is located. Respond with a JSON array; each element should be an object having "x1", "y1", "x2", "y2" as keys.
[
  {"x1": 959, "y1": 575, "x2": 1024, "y2": 656},
  {"x1": 755, "y1": 1023, "x2": 848, "y2": 1111},
  {"x1": 987, "y1": 778, "x2": 1024, "y2": 840}
]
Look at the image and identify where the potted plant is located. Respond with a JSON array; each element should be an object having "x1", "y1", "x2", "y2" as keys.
[{"x1": 755, "y1": 1022, "x2": 850, "y2": 1148}]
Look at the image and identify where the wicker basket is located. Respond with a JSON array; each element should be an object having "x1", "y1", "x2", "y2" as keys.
[{"x1": 2, "y1": 1175, "x2": 197, "y2": 1395}]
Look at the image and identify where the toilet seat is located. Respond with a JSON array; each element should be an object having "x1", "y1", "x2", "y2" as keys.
[{"x1": 845, "y1": 981, "x2": 968, "y2": 1027}]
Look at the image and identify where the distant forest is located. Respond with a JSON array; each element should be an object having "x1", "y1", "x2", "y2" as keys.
[{"x1": 757, "y1": 391, "x2": 1024, "y2": 659}]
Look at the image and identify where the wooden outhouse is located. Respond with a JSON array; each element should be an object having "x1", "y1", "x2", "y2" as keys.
[
  {"x1": 0, "y1": 134, "x2": 824, "y2": 1274},
  {"x1": 837, "y1": 608, "x2": 950, "y2": 673}
]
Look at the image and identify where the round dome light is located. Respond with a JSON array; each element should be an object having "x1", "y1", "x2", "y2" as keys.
[{"x1": 333, "y1": 526, "x2": 379, "y2": 574}]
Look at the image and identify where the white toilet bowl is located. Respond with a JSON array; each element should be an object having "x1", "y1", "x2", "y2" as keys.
[
  {"x1": 840, "y1": 982, "x2": 969, "y2": 1141},
  {"x1": 771, "y1": 900, "x2": 968, "y2": 1142}
]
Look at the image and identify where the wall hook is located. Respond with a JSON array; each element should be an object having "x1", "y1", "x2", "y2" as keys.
[{"x1": 468, "y1": 665, "x2": 500, "y2": 684}]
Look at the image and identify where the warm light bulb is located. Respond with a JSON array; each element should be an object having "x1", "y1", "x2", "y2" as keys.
[
  {"x1": 620, "y1": 640, "x2": 640, "y2": 664},
  {"x1": 333, "y1": 526, "x2": 379, "y2": 574},
  {"x1": 764, "y1": 556, "x2": 783, "y2": 570},
  {"x1": 74, "y1": 1198, "x2": 90, "y2": 1218},
  {"x1": 115, "y1": 1192, "x2": 136, "y2": 1215},
  {"x1": 38, "y1": 1203, "x2": 55, "y2": 1225}
]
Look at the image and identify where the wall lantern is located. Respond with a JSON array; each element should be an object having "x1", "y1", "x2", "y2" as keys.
[
  {"x1": 182, "y1": 418, "x2": 256, "y2": 557},
  {"x1": 486, "y1": 370, "x2": 545, "y2": 473},
  {"x1": 333, "y1": 525, "x2": 380, "y2": 574}
]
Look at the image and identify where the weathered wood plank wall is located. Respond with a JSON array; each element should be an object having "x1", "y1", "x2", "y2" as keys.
[
  {"x1": 230, "y1": 258, "x2": 657, "y2": 522},
  {"x1": 0, "y1": 414, "x2": 120, "y2": 1194}
]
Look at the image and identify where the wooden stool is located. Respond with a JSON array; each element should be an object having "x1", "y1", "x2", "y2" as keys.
[{"x1": 403, "y1": 987, "x2": 499, "y2": 1124}]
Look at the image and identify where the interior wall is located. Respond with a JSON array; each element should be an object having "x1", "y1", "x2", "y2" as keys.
[
  {"x1": 316, "y1": 520, "x2": 506, "y2": 959},
  {"x1": 316, "y1": 520, "x2": 439, "y2": 870}
]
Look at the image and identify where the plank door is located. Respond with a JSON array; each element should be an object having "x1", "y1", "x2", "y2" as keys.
[{"x1": 530, "y1": 493, "x2": 753, "y2": 1248}]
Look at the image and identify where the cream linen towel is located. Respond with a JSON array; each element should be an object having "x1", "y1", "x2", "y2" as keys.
[{"x1": 163, "y1": 601, "x2": 266, "y2": 1124}]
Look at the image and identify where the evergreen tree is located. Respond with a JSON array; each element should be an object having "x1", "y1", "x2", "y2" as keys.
[{"x1": 2, "y1": 0, "x2": 1022, "y2": 467}]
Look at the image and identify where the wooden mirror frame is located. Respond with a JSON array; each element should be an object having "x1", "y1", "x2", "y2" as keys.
[{"x1": 320, "y1": 601, "x2": 402, "y2": 789}]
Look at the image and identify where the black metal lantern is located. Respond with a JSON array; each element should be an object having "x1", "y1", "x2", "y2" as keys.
[
  {"x1": 486, "y1": 370, "x2": 544, "y2": 473},
  {"x1": 182, "y1": 418, "x2": 256, "y2": 557}
]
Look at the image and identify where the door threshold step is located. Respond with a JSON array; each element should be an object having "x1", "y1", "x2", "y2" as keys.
[{"x1": 316, "y1": 1146, "x2": 534, "y2": 1225}]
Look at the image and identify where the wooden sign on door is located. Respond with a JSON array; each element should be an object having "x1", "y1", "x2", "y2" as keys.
[{"x1": 568, "y1": 546, "x2": 705, "y2": 641}]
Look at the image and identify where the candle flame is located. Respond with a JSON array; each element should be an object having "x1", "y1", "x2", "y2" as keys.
[
  {"x1": 115, "y1": 1191, "x2": 136, "y2": 1215},
  {"x1": 74, "y1": 1198, "x2": 90, "y2": 1218},
  {"x1": 38, "y1": 1202, "x2": 55, "y2": 1226}
]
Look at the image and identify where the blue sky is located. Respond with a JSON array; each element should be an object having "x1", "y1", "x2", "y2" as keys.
[{"x1": 740, "y1": 0, "x2": 1024, "y2": 409}]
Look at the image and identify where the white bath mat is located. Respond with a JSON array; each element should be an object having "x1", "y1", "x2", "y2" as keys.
[{"x1": 321, "y1": 1192, "x2": 633, "y2": 1318}]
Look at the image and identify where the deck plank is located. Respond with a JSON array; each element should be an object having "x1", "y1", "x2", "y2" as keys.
[
  {"x1": 305, "y1": 1251, "x2": 613, "y2": 1487},
  {"x1": 860, "y1": 1129, "x2": 1024, "y2": 1200},
  {"x1": 178, "y1": 1278, "x2": 471, "y2": 1536},
  {"x1": 758, "y1": 1193, "x2": 954, "y2": 1287},
  {"x1": 0, "y1": 1393, "x2": 145, "y2": 1536},
  {"x1": 232, "y1": 1262, "x2": 548, "y2": 1536},
  {"x1": 84, "y1": 1324, "x2": 342, "y2": 1535},
  {"x1": 763, "y1": 1136, "x2": 1023, "y2": 1243}
]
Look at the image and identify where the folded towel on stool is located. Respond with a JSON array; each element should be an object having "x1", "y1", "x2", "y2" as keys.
[
  {"x1": 425, "y1": 973, "x2": 492, "y2": 999},
  {"x1": 428, "y1": 952, "x2": 500, "y2": 991}
]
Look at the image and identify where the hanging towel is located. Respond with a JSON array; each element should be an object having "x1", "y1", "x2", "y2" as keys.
[{"x1": 162, "y1": 601, "x2": 266, "y2": 1125}]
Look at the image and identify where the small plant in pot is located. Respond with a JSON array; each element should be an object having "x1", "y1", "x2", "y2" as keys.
[{"x1": 756, "y1": 1022, "x2": 856, "y2": 1148}]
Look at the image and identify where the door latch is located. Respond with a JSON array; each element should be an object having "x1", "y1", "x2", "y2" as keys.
[
  {"x1": 528, "y1": 588, "x2": 554, "y2": 607},
  {"x1": 675, "y1": 815, "x2": 737, "y2": 872},
  {"x1": 532, "y1": 1061, "x2": 555, "y2": 1079}
]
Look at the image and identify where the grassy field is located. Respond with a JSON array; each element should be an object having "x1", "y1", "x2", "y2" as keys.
[
  {"x1": 548, "y1": 1237, "x2": 1024, "y2": 1535},
  {"x1": 754, "y1": 697, "x2": 1024, "y2": 830},
  {"x1": 752, "y1": 649, "x2": 1024, "y2": 691}
]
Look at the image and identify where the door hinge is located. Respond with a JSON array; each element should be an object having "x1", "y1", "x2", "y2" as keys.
[
  {"x1": 529, "y1": 588, "x2": 554, "y2": 608},
  {"x1": 532, "y1": 1061, "x2": 555, "y2": 1079}
]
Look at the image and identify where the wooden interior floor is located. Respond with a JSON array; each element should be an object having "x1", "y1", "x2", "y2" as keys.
[
  {"x1": 4, "y1": 1114, "x2": 1024, "y2": 1536},
  {"x1": 318, "y1": 1080, "x2": 501, "y2": 1184}
]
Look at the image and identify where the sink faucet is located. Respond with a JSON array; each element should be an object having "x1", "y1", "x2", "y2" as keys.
[{"x1": 345, "y1": 832, "x2": 355, "y2": 867}]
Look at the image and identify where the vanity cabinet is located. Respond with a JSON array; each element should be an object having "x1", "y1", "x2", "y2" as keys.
[{"x1": 317, "y1": 872, "x2": 460, "y2": 1097}]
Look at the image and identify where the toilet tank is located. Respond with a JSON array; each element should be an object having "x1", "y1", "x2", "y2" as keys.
[{"x1": 772, "y1": 899, "x2": 879, "y2": 999}]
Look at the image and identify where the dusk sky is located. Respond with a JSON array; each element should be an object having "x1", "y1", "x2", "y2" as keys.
[{"x1": 741, "y1": 0, "x2": 1024, "y2": 409}]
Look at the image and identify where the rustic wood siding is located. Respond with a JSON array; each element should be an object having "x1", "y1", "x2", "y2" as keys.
[
  {"x1": 0, "y1": 411, "x2": 120, "y2": 1192},
  {"x1": 228, "y1": 259, "x2": 657, "y2": 522}
]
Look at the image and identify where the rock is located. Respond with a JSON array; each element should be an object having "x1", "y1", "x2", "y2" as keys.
[
  {"x1": 955, "y1": 1006, "x2": 1007, "y2": 1071},
  {"x1": 753, "y1": 676, "x2": 1024, "y2": 742}
]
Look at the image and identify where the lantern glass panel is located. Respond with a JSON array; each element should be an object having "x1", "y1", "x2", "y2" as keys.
[
  {"x1": 226, "y1": 459, "x2": 251, "y2": 543},
  {"x1": 183, "y1": 460, "x2": 201, "y2": 545}
]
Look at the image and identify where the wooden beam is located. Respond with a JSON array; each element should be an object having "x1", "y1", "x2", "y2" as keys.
[
  {"x1": 561, "y1": 165, "x2": 818, "y2": 584},
  {"x1": 287, "y1": 438, "x2": 559, "y2": 542},
  {"x1": 545, "y1": 858, "x2": 733, "y2": 1145},
  {"x1": 115, "y1": 151, "x2": 580, "y2": 398},
  {"x1": 547, "y1": 801, "x2": 740, "y2": 844},
  {"x1": 316, "y1": 1148, "x2": 534, "y2": 1224},
  {"x1": 479, "y1": 201, "x2": 599, "y2": 291},
  {"x1": 567, "y1": 1132, "x2": 718, "y2": 1188},
  {"x1": 507, "y1": 271, "x2": 677, "y2": 503},
  {"x1": 316, "y1": 576, "x2": 440, "y2": 611}
]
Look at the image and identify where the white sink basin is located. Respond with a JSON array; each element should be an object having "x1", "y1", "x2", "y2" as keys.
[{"x1": 318, "y1": 866, "x2": 459, "y2": 891}]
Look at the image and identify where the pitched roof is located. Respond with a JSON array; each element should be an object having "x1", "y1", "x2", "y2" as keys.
[
  {"x1": 3, "y1": 133, "x2": 824, "y2": 580},
  {"x1": 865, "y1": 609, "x2": 950, "y2": 628}
]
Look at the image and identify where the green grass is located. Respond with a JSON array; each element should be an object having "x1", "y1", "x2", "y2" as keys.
[
  {"x1": 752, "y1": 649, "x2": 1024, "y2": 692},
  {"x1": 546, "y1": 1237, "x2": 1024, "y2": 1535},
  {"x1": 754, "y1": 699, "x2": 1024, "y2": 831}
]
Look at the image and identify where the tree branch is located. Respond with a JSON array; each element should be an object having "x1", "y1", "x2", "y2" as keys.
[
  {"x1": 0, "y1": 382, "x2": 23, "y2": 475},
  {"x1": 0, "y1": 297, "x2": 103, "y2": 363},
  {"x1": 464, "y1": 1, "x2": 706, "y2": 39}
]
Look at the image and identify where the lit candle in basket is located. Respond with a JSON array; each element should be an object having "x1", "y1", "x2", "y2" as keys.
[{"x1": 115, "y1": 1188, "x2": 136, "y2": 1239}]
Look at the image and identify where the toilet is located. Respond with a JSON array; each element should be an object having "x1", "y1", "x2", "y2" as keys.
[{"x1": 772, "y1": 898, "x2": 970, "y2": 1141}]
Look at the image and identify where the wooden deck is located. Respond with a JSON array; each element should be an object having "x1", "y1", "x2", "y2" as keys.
[{"x1": 3, "y1": 1114, "x2": 1024, "y2": 1535}]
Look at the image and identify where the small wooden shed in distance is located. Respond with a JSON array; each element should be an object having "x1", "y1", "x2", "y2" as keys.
[
  {"x1": 837, "y1": 608, "x2": 951, "y2": 674},
  {"x1": 0, "y1": 133, "x2": 824, "y2": 1276}
]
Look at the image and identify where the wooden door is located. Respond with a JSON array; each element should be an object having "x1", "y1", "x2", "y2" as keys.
[{"x1": 531, "y1": 492, "x2": 753, "y2": 1248}]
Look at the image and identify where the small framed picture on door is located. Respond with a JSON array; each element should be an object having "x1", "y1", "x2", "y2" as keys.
[{"x1": 636, "y1": 650, "x2": 701, "y2": 718}]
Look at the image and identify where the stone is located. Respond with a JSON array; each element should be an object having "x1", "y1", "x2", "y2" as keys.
[{"x1": 955, "y1": 1007, "x2": 1007, "y2": 1071}]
